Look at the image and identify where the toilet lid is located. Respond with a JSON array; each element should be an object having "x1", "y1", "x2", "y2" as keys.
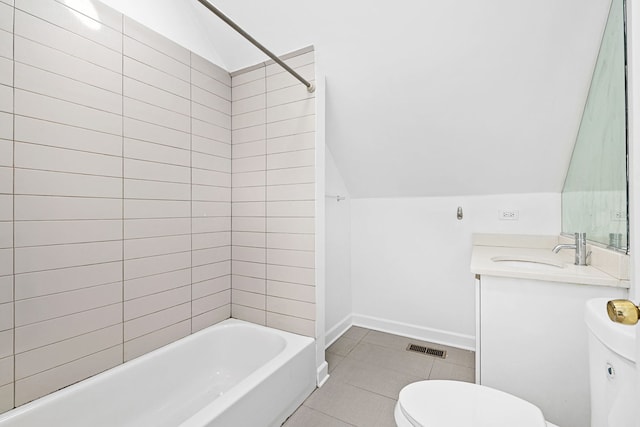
[{"x1": 398, "y1": 381, "x2": 547, "y2": 427}]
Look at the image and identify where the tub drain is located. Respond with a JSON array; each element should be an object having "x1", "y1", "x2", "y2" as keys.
[{"x1": 406, "y1": 343, "x2": 447, "y2": 359}]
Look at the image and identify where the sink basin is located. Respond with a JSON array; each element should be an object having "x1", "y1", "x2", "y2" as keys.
[{"x1": 491, "y1": 256, "x2": 565, "y2": 271}]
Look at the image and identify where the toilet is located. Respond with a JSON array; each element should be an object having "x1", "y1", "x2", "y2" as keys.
[{"x1": 394, "y1": 297, "x2": 636, "y2": 427}]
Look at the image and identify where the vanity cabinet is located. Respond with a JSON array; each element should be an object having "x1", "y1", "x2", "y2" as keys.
[{"x1": 476, "y1": 275, "x2": 626, "y2": 427}]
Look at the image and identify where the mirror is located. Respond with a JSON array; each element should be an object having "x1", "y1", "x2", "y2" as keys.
[{"x1": 561, "y1": 0, "x2": 628, "y2": 252}]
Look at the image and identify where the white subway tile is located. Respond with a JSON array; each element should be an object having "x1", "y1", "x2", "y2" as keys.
[
  {"x1": 266, "y1": 115, "x2": 315, "y2": 139},
  {"x1": 192, "y1": 304, "x2": 230, "y2": 332},
  {"x1": 16, "y1": 169, "x2": 122, "y2": 199},
  {"x1": 0, "y1": 57, "x2": 11, "y2": 88},
  {"x1": 267, "y1": 248, "x2": 315, "y2": 268},
  {"x1": 232, "y1": 275, "x2": 265, "y2": 294},
  {"x1": 15, "y1": 345, "x2": 122, "y2": 406},
  {"x1": 0, "y1": 356, "x2": 12, "y2": 386},
  {"x1": 266, "y1": 167, "x2": 315, "y2": 186},
  {"x1": 233, "y1": 93, "x2": 266, "y2": 115},
  {"x1": 191, "y1": 68, "x2": 231, "y2": 101},
  {"x1": 16, "y1": 0, "x2": 122, "y2": 51},
  {"x1": 267, "y1": 280, "x2": 315, "y2": 303},
  {"x1": 124, "y1": 303, "x2": 190, "y2": 341},
  {"x1": 232, "y1": 304, "x2": 265, "y2": 326},
  {"x1": 124, "y1": 251, "x2": 191, "y2": 281},
  {"x1": 266, "y1": 84, "x2": 315, "y2": 108},
  {"x1": 0, "y1": 222, "x2": 9, "y2": 249},
  {"x1": 191, "y1": 152, "x2": 231, "y2": 173},
  {"x1": 15, "y1": 36, "x2": 121, "y2": 94},
  {"x1": 192, "y1": 260, "x2": 230, "y2": 284},
  {"x1": 232, "y1": 246, "x2": 265, "y2": 263},
  {"x1": 266, "y1": 183, "x2": 315, "y2": 201},
  {"x1": 0, "y1": 276, "x2": 12, "y2": 304},
  {"x1": 0, "y1": 169, "x2": 12, "y2": 194},
  {"x1": 15, "y1": 90, "x2": 122, "y2": 136},
  {"x1": 15, "y1": 142, "x2": 121, "y2": 177},
  {"x1": 232, "y1": 260, "x2": 265, "y2": 279},
  {"x1": 192, "y1": 118, "x2": 231, "y2": 143},
  {"x1": 123, "y1": 17, "x2": 189, "y2": 64},
  {"x1": 232, "y1": 124, "x2": 265, "y2": 144},
  {"x1": 232, "y1": 201, "x2": 266, "y2": 217},
  {"x1": 232, "y1": 289, "x2": 264, "y2": 310},
  {"x1": 124, "y1": 320, "x2": 189, "y2": 361},
  {"x1": 192, "y1": 275, "x2": 230, "y2": 300},
  {"x1": 267, "y1": 296, "x2": 315, "y2": 320},
  {"x1": 232, "y1": 155, "x2": 265, "y2": 173},
  {"x1": 124, "y1": 234, "x2": 191, "y2": 260},
  {"x1": 232, "y1": 171, "x2": 265, "y2": 188},
  {"x1": 192, "y1": 246, "x2": 230, "y2": 267},
  {"x1": 15, "y1": 324, "x2": 122, "y2": 380},
  {"x1": 192, "y1": 135, "x2": 231, "y2": 158},
  {"x1": 232, "y1": 109, "x2": 265, "y2": 130},
  {"x1": 124, "y1": 36, "x2": 189, "y2": 81},
  {"x1": 232, "y1": 186, "x2": 265, "y2": 202},
  {"x1": 124, "y1": 218, "x2": 190, "y2": 239},
  {"x1": 124, "y1": 158, "x2": 190, "y2": 184},
  {"x1": 192, "y1": 185, "x2": 231, "y2": 202},
  {"x1": 0, "y1": 30, "x2": 11, "y2": 61},
  {"x1": 233, "y1": 140, "x2": 266, "y2": 159},
  {"x1": 15, "y1": 195, "x2": 122, "y2": 221},
  {"x1": 124, "y1": 268, "x2": 191, "y2": 301},
  {"x1": 232, "y1": 78, "x2": 265, "y2": 102},
  {"x1": 15, "y1": 116, "x2": 122, "y2": 156},
  {"x1": 15, "y1": 281, "x2": 122, "y2": 326},
  {"x1": 267, "y1": 98, "x2": 315, "y2": 123},
  {"x1": 192, "y1": 201, "x2": 231, "y2": 217},
  {"x1": 193, "y1": 289, "x2": 231, "y2": 316},
  {"x1": 124, "y1": 285, "x2": 190, "y2": 321},
  {"x1": 0, "y1": 113, "x2": 11, "y2": 140},
  {"x1": 266, "y1": 312, "x2": 314, "y2": 337},
  {"x1": 125, "y1": 138, "x2": 190, "y2": 167},
  {"x1": 192, "y1": 168, "x2": 231, "y2": 188},
  {"x1": 191, "y1": 53, "x2": 230, "y2": 87},
  {"x1": 124, "y1": 97, "x2": 190, "y2": 133},
  {"x1": 15, "y1": 304, "x2": 121, "y2": 353},
  {"x1": 15, "y1": 10, "x2": 121, "y2": 72},
  {"x1": 0, "y1": 330, "x2": 11, "y2": 359},
  {"x1": 124, "y1": 179, "x2": 190, "y2": 201},
  {"x1": 0, "y1": 382, "x2": 12, "y2": 413},
  {"x1": 15, "y1": 241, "x2": 122, "y2": 274},
  {"x1": 124, "y1": 57, "x2": 189, "y2": 99},
  {"x1": 192, "y1": 102, "x2": 231, "y2": 129},
  {"x1": 192, "y1": 232, "x2": 231, "y2": 250},
  {"x1": 267, "y1": 217, "x2": 315, "y2": 234},
  {"x1": 266, "y1": 201, "x2": 315, "y2": 217},
  {"x1": 0, "y1": 84, "x2": 11, "y2": 113},
  {"x1": 124, "y1": 77, "x2": 190, "y2": 115},
  {"x1": 124, "y1": 199, "x2": 190, "y2": 219},
  {"x1": 0, "y1": 2, "x2": 12, "y2": 32},
  {"x1": 266, "y1": 63, "x2": 314, "y2": 92},
  {"x1": 15, "y1": 220, "x2": 121, "y2": 247},
  {"x1": 14, "y1": 62, "x2": 122, "y2": 114},
  {"x1": 15, "y1": 261, "x2": 122, "y2": 300},
  {"x1": 0, "y1": 301, "x2": 12, "y2": 331},
  {"x1": 267, "y1": 264, "x2": 315, "y2": 286},
  {"x1": 124, "y1": 117, "x2": 190, "y2": 150},
  {"x1": 231, "y1": 231, "x2": 265, "y2": 248},
  {"x1": 232, "y1": 67, "x2": 265, "y2": 87},
  {"x1": 232, "y1": 217, "x2": 265, "y2": 233},
  {"x1": 57, "y1": 0, "x2": 123, "y2": 31},
  {"x1": 191, "y1": 86, "x2": 231, "y2": 116},
  {"x1": 192, "y1": 217, "x2": 231, "y2": 234}
]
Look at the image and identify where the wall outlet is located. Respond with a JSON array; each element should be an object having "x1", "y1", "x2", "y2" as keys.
[
  {"x1": 499, "y1": 209, "x2": 519, "y2": 220},
  {"x1": 611, "y1": 210, "x2": 626, "y2": 221}
]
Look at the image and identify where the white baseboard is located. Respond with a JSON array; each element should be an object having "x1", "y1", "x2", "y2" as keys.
[
  {"x1": 324, "y1": 314, "x2": 352, "y2": 348},
  {"x1": 316, "y1": 361, "x2": 329, "y2": 387},
  {"x1": 352, "y1": 313, "x2": 475, "y2": 351}
]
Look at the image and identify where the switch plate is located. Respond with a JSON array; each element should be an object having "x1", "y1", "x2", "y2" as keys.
[{"x1": 499, "y1": 209, "x2": 519, "y2": 220}]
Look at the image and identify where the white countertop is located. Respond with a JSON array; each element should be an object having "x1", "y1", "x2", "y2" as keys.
[{"x1": 471, "y1": 245, "x2": 630, "y2": 288}]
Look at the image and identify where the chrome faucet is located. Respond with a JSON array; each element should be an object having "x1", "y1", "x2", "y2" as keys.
[{"x1": 552, "y1": 232, "x2": 589, "y2": 266}]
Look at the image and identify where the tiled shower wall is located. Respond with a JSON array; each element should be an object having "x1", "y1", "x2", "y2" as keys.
[
  {"x1": 0, "y1": 0, "x2": 233, "y2": 411},
  {"x1": 230, "y1": 50, "x2": 316, "y2": 337}
]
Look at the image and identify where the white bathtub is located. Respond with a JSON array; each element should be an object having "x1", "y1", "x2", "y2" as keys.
[{"x1": 0, "y1": 319, "x2": 317, "y2": 427}]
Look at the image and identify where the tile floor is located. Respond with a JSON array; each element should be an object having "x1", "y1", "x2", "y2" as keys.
[{"x1": 283, "y1": 326, "x2": 475, "y2": 427}]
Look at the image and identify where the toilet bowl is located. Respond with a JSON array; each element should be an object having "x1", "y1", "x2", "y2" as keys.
[{"x1": 394, "y1": 380, "x2": 559, "y2": 427}]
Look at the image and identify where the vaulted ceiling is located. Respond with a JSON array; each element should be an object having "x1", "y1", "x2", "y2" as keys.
[{"x1": 101, "y1": 0, "x2": 613, "y2": 198}]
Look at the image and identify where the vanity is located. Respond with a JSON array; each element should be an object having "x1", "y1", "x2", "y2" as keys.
[{"x1": 471, "y1": 234, "x2": 629, "y2": 427}]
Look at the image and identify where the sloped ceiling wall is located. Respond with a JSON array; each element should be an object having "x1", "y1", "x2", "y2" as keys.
[{"x1": 100, "y1": 0, "x2": 612, "y2": 198}]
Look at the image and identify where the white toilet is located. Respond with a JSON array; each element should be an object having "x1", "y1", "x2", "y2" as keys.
[{"x1": 394, "y1": 297, "x2": 636, "y2": 427}]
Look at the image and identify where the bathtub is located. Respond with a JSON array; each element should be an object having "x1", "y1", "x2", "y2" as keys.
[{"x1": 0, "y1": 319, "x2": 317, "y2": 427}]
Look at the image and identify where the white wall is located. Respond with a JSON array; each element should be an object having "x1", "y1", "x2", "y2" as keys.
[
  {"x1": 324, "y1": 146, "x2": 352, "y2": 344},
  {"x1": 351, "y1": 193, "x2": 561, "y2": 349}
]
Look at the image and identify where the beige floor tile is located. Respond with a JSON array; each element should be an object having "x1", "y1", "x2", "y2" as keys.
[
  {"x1": 347, "y1": 341, "x2": 433, "y2": 378},
  {"x1": 304, "y1": 376, "x2": 396, "y2": 427},
  {"x1": 361, "y1": 329, "x2": 412, "y2": 350},
  {"x1": 327, "y1": 335, "x2": 359, "y2": 357},
  {"x1": 428, "y1": 359, "x2": 475, "y2": 382},
  {"x1": 342, "y1": 326, "x2": 369, "y2": 341},
  {"x1": 326, "y1": 351, "x2": 345, "y2": 373},
  {"x1": 331, "y1": 358, "x2": 423, "y2": 399},
  {"x1": 373, "y1": 398, "x2": 399, "y2": 427},
  {"x1": 439, "y1": 344, "x2": 475, "y2": 368},
  {"x1": 283, "y1": 405, "x2": 355, "y2": 427}
]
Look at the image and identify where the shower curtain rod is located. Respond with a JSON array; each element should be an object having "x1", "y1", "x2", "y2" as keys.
[{"x1": 195, "y1": 0, "x2": 315, "y2": 93}]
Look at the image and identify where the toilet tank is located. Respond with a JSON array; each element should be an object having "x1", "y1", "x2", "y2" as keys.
[{"x1": 585, "y1": 298, "x2": 637, "y2": 427}]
